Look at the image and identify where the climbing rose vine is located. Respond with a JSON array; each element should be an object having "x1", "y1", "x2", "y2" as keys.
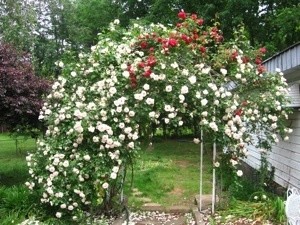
[{"x1": 26, "y1": 11, "x2": 291, "y2": 220}]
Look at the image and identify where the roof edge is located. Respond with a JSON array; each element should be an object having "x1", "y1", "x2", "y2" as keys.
[{"x1": 263, "y1": 41, "x2": 300, "y2": 64}]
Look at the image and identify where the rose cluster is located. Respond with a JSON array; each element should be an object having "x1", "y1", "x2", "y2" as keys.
[{"x1": 26, "y1": 11, "x2": 291, "y2": 219}]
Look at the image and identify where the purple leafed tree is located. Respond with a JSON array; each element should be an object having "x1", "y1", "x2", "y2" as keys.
[{"x1": 0, "y1": 42, "x2": 51, "y2": 136}]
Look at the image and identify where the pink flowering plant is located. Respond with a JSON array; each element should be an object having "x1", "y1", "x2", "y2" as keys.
[{"x1": 26, "y1": 11, "x2": 291, "y2": 220}]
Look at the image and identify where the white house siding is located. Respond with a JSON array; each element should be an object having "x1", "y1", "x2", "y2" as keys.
[
  {"x1": 243, "y1": 42, "x2": 300, "y2": 189},
  {"x1": 244, "y1": 109, "x2": 300, "y2": 189},
  {"x1": 288, "y1": 83, "x2": 300, "y2": 107}
]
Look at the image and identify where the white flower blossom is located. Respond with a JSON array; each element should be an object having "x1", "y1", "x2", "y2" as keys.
[
  {"x1": 165, "y1": 85, "x2": 172, "y2": 92},
  {"x1": 193, "y1": 138, "x2": 200, "y2": 144},
  {"x1": 181, "y1": 86, "x2": 189, "y2": 94},
  {"x1": 201, "y1": 99, "x2": 208, "y2": 106},
  {"x1": 236, "y1": 170, "x2": 243, "y2": 177}
]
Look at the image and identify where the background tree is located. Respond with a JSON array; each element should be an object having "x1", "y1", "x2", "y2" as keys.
[
  {"x1": 0, "y1": 43, "x2": 50, "y2": 136},
  {"x1": 1, "y1": 0, "x2": 299, "y2": 79}
]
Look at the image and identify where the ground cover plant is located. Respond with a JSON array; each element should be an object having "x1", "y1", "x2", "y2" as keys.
[{"x1": 24, "y1": 10, "x2": 292, "y2": 222}]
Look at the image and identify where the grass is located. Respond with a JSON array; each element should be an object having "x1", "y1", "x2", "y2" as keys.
[
  {"x1": 125, "y1": 139, "x2": 213, "y2": 208},
  {"x1": 0, "y1": 133, "x2": 36, "y2": 186},
  {"x1": 0, "y1": 133, "x2": 285, "y2": 224},
  {"x1": 0, "y1": 133, "x2": 38, "y2": 224}
]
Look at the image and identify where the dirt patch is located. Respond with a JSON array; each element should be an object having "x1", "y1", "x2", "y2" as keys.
[
  {"x1": 169, "y1": 187, "x2": 184, "y2": 196},
  {"x1": 173, "y1": 160, "x2": 190, "y2": 168}
]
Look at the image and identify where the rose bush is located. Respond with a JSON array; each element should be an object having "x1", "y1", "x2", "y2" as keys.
[{"x1": 26, "y1": 10, "x2": 291, "y2": 221}]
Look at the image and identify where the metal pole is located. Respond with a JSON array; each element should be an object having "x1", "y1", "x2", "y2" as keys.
[
  {"x1": 199, "y1": 129, "x2": 203, "y2": 211},
  {"x1": 212, "y1": 141, "x2": 216, "y2": 214}
]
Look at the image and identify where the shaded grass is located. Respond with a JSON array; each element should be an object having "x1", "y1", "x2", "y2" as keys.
[
  {"x1": 0, "y1": 133, "x2": 36, "y2": 186},
  {"x1": 125, "y1": 139, "x2": 213, "y2": 208}
]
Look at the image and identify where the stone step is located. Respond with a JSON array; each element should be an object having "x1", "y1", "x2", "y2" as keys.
[{"x1": 194, "y1": 194, "x2": 218, "y2": 211}]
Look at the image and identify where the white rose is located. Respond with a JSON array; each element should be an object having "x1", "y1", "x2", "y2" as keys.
[
  {"x1": 201, "y1": 99, "x2": 208, "y2": 106},
  {"x1": 193, "y1": 138, "x2": 200, "y2": 144},
  {"x1": 203, "y1": 89, "x2": 208, "y2": 95},
  {"x1": 235, "y1": 73, "x2": 241, "y2": 79},
  {"x1": 220, "y1": 68, "x2": 227, "y2": 75},
  {"x1": 56, "y1": 212, "x2": 62, "y2": 218},
  {"x1": 146, "y1": 98, "x2": 155, "y2": 105},
  {"x1": 181, "y1": 86, "x2": 189, "y2": 94},
  {"x1": 143, "y1": 84, "x2": 150, "y2": 90},
  {"x1": 165, "y1": 85, "x2": 172, "y2": 92},
  {"x1": 122, "y1": 71, "x2": 130, "y2": 78},
  {"x1": 62, "y1": 160, "x2": 69, "y2": 168},
  {"x1": 110, "y1": 172, "x2": 117, "y2": 179},
  {"x1": 236, "y1": 170, "x2": 243, "y2": 177},
  {"x1": 188, "y1": 76, "x2": 197, "y2": 84},
  {"x1": 129, "y1": 111, "x2": 135, "y2": 117},
  {"x1": 83, "y1": 155, "x2": 91, "y2": 161},
  {"x1": 102, "y1": 182, "x2": 109, "y2": 189}
]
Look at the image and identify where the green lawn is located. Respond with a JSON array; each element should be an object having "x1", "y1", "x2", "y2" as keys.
[
  {"x1": 0, "y1": 133, "x2": 36, "y2": 186},
  {"x1": 0, "y1": 133, "x2": 214, "y2": 223},
  {"x1": 0, "y1": 133, "x2": 286, "y2": 224},
  {"x1": 125, "y1": 139, "x2": 213, "y2": 208}
]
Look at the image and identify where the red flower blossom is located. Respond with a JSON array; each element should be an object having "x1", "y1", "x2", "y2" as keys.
[
  {"x1": 157, "y1": 37, "x2": 163, "y2": 43},
  {"x1": 190, "y1": 14, "x2": 197, "y2": 20},
  {"x1": 257, "y1": 64, "x2": 266, "y2": 74},
  {"x1": 255, "y1": 57, "x2": 262, "y2": 65},
  {"x1": 199, "y1": 46, "x2": 206, "y2": 53},
  {"x1": 235, "y1": 108, "x2": 243, "y2": 116},
  {"x1": 143, "y1": 69, "x2": 152, "y2": 78},
  {"x1": 197, "y1": 18, "x2": 204, "y2": 26},
  {"x1": 242, "y1": 101, "x2": 248, "y2": 106},
  {"x1": 192, "y1": 33, "x2": 199, "y2": 40},
  {"x1": 140, "y1": 41, "x2": 148, "y2": 49},
  {"x1": 146, "y1": 55, "x2": 157, "y2": 67},
  {"x1": 242, "y1": 56, "x2": 249, "y2": 64},
  {"x1": 259, "y1": 47, "x2": 267, "y2": 54},
  {"x1": 181, "y1": 34, "x2": 192, "y2": 44},
  {"x1": 168, "y1": 38, "x2": 178, "y2": 47},
  {"x1": 130, "y1": 74, "x2": 137, "y2": 88},
  {"x1": 176, "y1": 23, "x2": 183, "y2": 28},
  {"x1": 138, "y1": 62, "x2": 145, "y2": 68},
  {"x1": 231, "y1": 51, "x2": 238, "y2": 60},
  {"x1": 178, "y1": 10, "x2": 187, "y2": 20}
]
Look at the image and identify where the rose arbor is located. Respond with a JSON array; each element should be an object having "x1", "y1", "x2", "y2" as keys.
[{"x1": 26, "y1": 11, "x2": 291, "y2": 220}]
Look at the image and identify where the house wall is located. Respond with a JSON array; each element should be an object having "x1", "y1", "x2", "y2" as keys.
[
  {"x1": 243, "y1": 42, "x2": 300, "y2": 189},
  {"x1": 244, "y1": 109, "x2": 300, "y2": 189}
]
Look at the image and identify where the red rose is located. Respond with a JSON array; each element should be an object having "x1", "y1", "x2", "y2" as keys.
[
  {"x1": 181, "y1": 34, "x2": 192, "y2": 44},
  {"x1": 130, "y1": 74, "x2": 137, "y2": 88},
  {"x1": 235, "y1": 108, "x2": 243, "y2": 116},
  {"x1": 197, "y1": 18, "x2": 204, "y2": 26},
  {"x1": 146, "y1": 56, "x2": 156, "y2": 67},
  {"x1": 255, "y1": 57, "x2": 262, "y2": 65},
  {"x1": 168, "y1": 38, "x2": 177, "y2": 47},
  {"x1": 242, "y1": 56, "x2": 249, "y2": 64},
  {"x1": 140, "y1": 41, "x2": 148, "y2": 49},
  {"x1": 143, "y1": 69, "x2": 152, "y2": 78},
  {"x1": 178, "y1": 10, "x2": 187, "y2": 20},
  {"x1": 257, "y1": 64, "x2": 266, "y2": 74},
  {"x1": 259, "y1": 47, "x2": 267, "y2": 54},
  {"x1": 190, "y1": 14, "x2": 197, "y2": 20},
  {"x1": 199, "y1": 46, "x2": 206, "y2": 53},
  {"x1": 157, "y1": 37, "x2": 163, "y2": 43},
  {"x1": 138, "y1": 62, "x2": 145, "y2": 68},
  {"x1": 231, "y1": 51, "x2": 238, "y2": 60},
  {"x1": 242, "y1": 101, "x2": 248, "y2": 106}
]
